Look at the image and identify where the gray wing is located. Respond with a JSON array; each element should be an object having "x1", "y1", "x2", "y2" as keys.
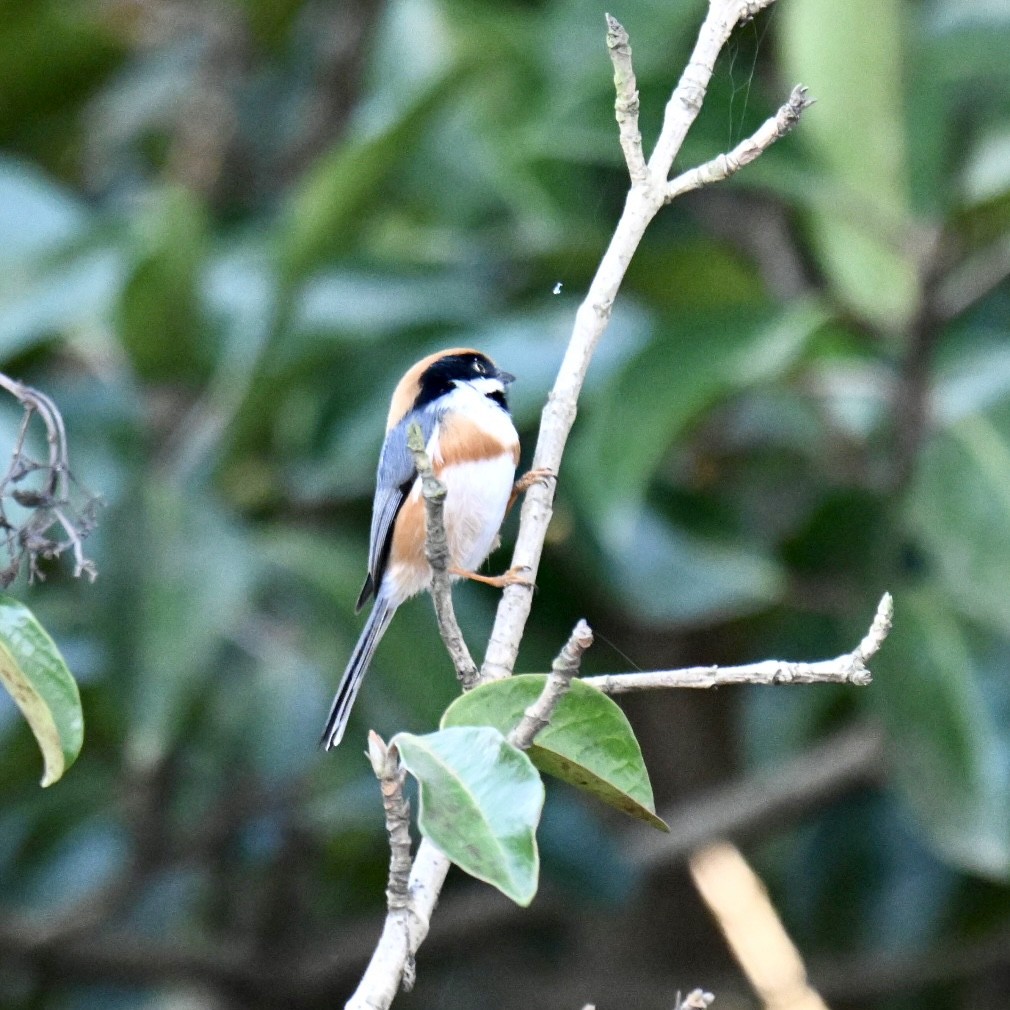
[{"x1": 355, "y1": 409, "x2": 437, "y2": 611}]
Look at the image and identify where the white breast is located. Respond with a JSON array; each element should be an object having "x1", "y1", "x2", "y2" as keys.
[
  {"x1": 428, "y1": 383, "x2": 517, "y2": 575},
  {"x1": 439, "y1": 453, "x2": 516, "y2": 571}
]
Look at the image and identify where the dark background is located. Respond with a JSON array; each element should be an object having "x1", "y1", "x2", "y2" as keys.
[{"x1": 2, "y1": 0, "x2": 1010, "y2": 1007}]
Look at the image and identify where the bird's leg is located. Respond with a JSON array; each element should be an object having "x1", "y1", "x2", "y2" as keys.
[
  {"x1": 449, "y1": 469, "x2": 553, "y2": 589},
  {"x1": 449, "y1": 565, "x2": 533, "y2": 589},
  {"x1": 507, "y1": 467, "x2": 555, "y2": 514}
]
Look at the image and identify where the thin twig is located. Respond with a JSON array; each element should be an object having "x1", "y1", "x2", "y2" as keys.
[
  {"x1": 366, "y1": 732, "x2": 416, "y2": 992},
  {"x1": 605, "y1": 15, "x2": 647, "y2": 185},
  {"x1": 676, "y1": 991, "x2": 716, "y2": 1010},
  {"x1": 481, "y1": 0, "x2": 808, "y2": 682},
  {"x1": 348, "y1": 5, "x2": 807, "y2": 1004},
  {"x1": 585, "y1": 593, "x2": 892, "y2": 695},
  {"x1": 665, "y1": 85, "x2": 814, "y2": 202},
  {"x1": 0, "y1": 372, "x2": 100, "y2": 585},
  {"x1": 367, "y1": 733, "x2": 413, "y2": 913},
  {"x1": 509, "y1": 619, "x2": 593, "y2": 750},
  {"x1": 648, "y1": 0, "x2": 778, "y2": 179},
  {"x1": 405, "y1": 423, "x2": 478, "y2": 689}
]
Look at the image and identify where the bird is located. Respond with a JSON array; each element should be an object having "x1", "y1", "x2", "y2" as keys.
[{"x1": 321, "y1": 347, "x2": 546, "y2": 750}]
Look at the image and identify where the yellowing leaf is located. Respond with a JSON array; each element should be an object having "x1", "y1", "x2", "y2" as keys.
[{"x1": 0, "y1": 595, "x2": 82, "y2": 786}]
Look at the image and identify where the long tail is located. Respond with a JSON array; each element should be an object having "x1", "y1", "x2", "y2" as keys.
[{"x1": 321, "y1": 597, "x2": 396, "y2": 750}]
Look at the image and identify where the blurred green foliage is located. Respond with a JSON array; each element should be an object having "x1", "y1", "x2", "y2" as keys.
[{"x1": 2, "y1": 0, "x2": 1010, "y2": 1007}]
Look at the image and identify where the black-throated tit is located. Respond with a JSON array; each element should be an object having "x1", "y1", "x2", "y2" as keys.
[{"x1": 321, "y1": 347, "x2": 544, "y2": 749}]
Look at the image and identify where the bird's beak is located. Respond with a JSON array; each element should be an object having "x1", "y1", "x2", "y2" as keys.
[{"x1": 497, "y1": 369, "x2": 516, "y2": 386}]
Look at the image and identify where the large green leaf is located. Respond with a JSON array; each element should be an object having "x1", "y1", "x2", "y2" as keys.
[
  {"x1": 0, "y1": 156, "x2": 88, "y2": 264},
  {"x1": 392, "y1": 726, "x2": 544, "y2": 906},
  {"x1": 869, "y1": 590, "x2": 1010, "y2": 878},
  {"x1": 279, "y1": 66, "x2": 467, "y2": 281},
  {"x1": 127, "y1": 482, "x2": 257, "y2": 769},
  {"x1": 908, "y1": 416, "x2": 1010, "y2": 635},
  {"x1": 0, "y1": 595, "x2": 82, "y2": 786},
  {"x1": 570, "y1": 301, "x2": 828, "y2": 517},
  {"x1": 442, "y1": 675, "x2": 667, "y2": 831},
  {"x1": 567, "y1": 303, "x2": 826, "y2": 625},
  {"x1": 118, "y1": 185, "x2": 210, "y2": 382},
  {"x1": 778, "y1": 0, "x2": 918, "y2": 329}
]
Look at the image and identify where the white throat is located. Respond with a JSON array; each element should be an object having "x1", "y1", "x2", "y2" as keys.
[{"x1": 426, "y1": 380, "x2": 516, "y2": 444}]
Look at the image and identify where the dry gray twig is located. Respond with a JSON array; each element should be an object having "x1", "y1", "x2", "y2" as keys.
[
  {"x1": 367, "y1": 733, "x2": 413, "y2": 913},
  {"x1": 585, "y1": 594, "x2": 893, "y2": 695},
  {"x1": 481, "y1": 0, "x2": 809, "y2": 683},
  {"x1": 366, "y1": 732, "x2": 417, "y2": 992},
  {"x1": 405, "y1": 422, "x2": 478, "y2": 689},
  {"x1": 0, "y1": 373, "x2": 100, "y2": 586},
  {"x1": 509, "y1": 619, "x2": 594, "y2": 750},
  {"x1": 665, "y1": 85, "x2": 814, "y2": 201},
  {"x1": 676, "y1": 990, "x2": 715, "y2": 1010},
  {"x1": 605, "y1": 14, "x2": 647, "y2": 184},
  {"x1": 347, "y1": 4, "x2": 813, "y2": 1006}
]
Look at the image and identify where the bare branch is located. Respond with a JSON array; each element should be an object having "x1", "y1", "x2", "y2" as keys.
[
  {"x1": 349, "y1": 4, "x2": 809, "y2": 1004},
  {"x1": 605, "y1": 15, "x2": 647, "y2": 185},
  {"x1": 677, "y1": 991, "x2": 716, "y2": 1010},
  {"x1": 585, "y1": 593, "x2": 891, "y2": 695},
  {"x1": 509, "y1": 619, "x2": 593, "y2": 750},
  {"x1": 648, "y1": 0, "x2": 778, "y2": 180},
  {"x1": 481, "y1": 0, "x2": 804, "y2": 682},
  {"x1": 406, "y1": 423, "x2": 478, "y2": 689},
  {"x1": 345, "y1": 839, "x2": 451, "y2": 1010},
  {"x1": 690, "y1": 842, "x2": 829, "y2": 1010},
  {"x1": 0, "y1": 372, "x2": 100, "y2": 585},
  {"x1": 367, "y1": 733, "x2": 413, "y2": 914},
  {"x1": 665, "y1": 85, "x2": 814, "y2": 202}
]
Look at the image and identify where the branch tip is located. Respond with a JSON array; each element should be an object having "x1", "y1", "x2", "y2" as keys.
[
  {"x1": 678, "y1": 991, "x2": 715, "y2": 1010},
  {"x1": 665, "y1": 78, "x2": 812, "y2": 202},
  {"x1": 854, "y1": 592, "x2": 894, "y2": 664},
  {"x1": 367, "y1": 729, "x2": 387, "y2": 772},
  {"x1": 0, "y1": 373, "x2": 101, "y2": 586},
  {"x1": 508, "y1": 619, "x2": 594, "y2": 750},
  {"x1": 604, "y1": 13, "x2": 628, "y2": 46},
  {"x1": 369, "y1": 731, "x2": 412, "y2": 916}
]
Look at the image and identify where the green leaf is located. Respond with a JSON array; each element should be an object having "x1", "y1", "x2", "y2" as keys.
[
  {"x1": 596, "y1": 506, "x2": 785, "y2": 626},
  {"x1": 118, "y1": 185, "x2": 210, "y2": 382},
  {"x1": 0, "y1": 595, "x2": 82, "y2": 786},
  {"x1": 391, "y1": 726, "x2": 544, "y2": 906},
  {"x1": 570, "y1": 301, "x2": 828, "y2": 519},
  {"x1": 441, "y1": 675, "x2": 668, "y2": 832},
  {"x1": 127, "y1": 481, "x2": 257, "y2": 769},
  {"x1": 908, "y1": 416, "x2": 1010, "y2": 635},
  {"x1": 279, "y1": 66, "x2": 467, "y2": 281},
  {"x1": 564, "y1": 306, "x2": 829, "y2": 625},
  {"x1": 0, "y1": 156, "x2": 88, "y2": 264},
  {"x1": 869, "y1": 590, "x2": 1010, "y2": 878},
  {"x1": 778, "y1": 0, "x2": 918, "y2": 329}
]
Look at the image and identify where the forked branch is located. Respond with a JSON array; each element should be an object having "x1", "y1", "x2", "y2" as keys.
[
  {"x1": 586, "y1": 594, "x2": 892, "y2": 694},
  {"x1": 348, "y1": 4, "x2": 816, "y2": 1006},
  {"x1": 0, "y1": 373, "x2": 100, "y2": 586}
]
